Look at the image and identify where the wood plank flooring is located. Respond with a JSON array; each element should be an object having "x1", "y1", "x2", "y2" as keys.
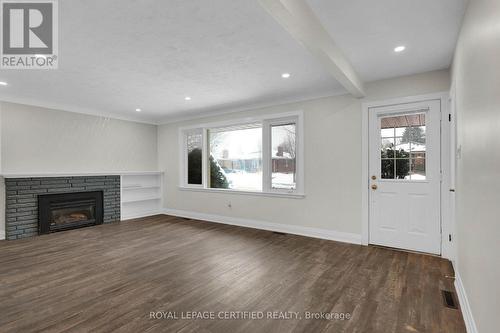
[{"x1": 0, "y1": 215, "x2": 466, "y2": 333}]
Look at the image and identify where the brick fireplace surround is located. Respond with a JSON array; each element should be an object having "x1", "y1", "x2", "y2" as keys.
[{"x1": 5, "y1": 176, "x2": 120, "y2": 240}]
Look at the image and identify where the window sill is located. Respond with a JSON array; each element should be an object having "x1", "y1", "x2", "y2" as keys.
[{"x1": 178, "y1": 186, "x2": 305, "y2": 199}]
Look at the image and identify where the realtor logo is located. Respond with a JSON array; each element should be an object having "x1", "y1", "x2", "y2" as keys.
[{"x1": 1, "y1": 0, "x2": 58, "y2": 69}]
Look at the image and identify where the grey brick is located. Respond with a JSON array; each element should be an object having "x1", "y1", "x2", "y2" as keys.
[
  {"x1": 11, "y1": 211, "x2": 34, "y2": 218},
  {"x1": 16, "y1": 180, "x2": 41, "y2": 186},
  {"x1": 17, "y1": 189, "x2": 48, "y2": 194},
  {"x1": 86, "y1": 176, "x2": 106, "y2": 181},
  {"x1": 17, "y1": 198, "x2": 37, "y2": 204},
  {"x1": 84, "y1": 182, "x2": 105, "y2": 187},
  {"x1": 15, "y1": 215, "x2": 38, "y2": 222},
  {"x1": 10, "y1": 202, "x2": 36, "y2": 209},
  {"x1": 16, "y1": 207, "x2": 37, "y2": 213},
  {"x1": 10, "y1": 220, "x2": 37, "y2": 226},
  {"x1": 9, "y1": 194, "x2": 34, "y2": 200},
  {"x1": 85, "y1": 186, "x2": 106, "y2": 190},
  {"x1": 40, "y1": 179, "x2": 68, "y2": 185},
  {"x1": 69, "y1": 186, "x2": 86, "y2": 191},
  {"x1": 47, "y1": 188, "x2": 69, "y2": 193},
  {"x1": 9, "y1": 185, "x2": 31, "y2": 191},
  {"x1": 22, "y1": 227, "x2": 39, "y2": 233}
]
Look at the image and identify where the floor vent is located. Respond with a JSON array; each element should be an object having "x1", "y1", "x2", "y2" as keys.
[{"x1": 442, "y1": 290, "x2": 458, "y2": 309}]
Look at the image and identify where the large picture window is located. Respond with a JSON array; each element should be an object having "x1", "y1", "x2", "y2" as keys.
[
  {"x1": 180, "y1": 112, "x2": 303, "y2": 196},
  {"x1": 209, "y1": 124, "x2": 262, "y2": 191}
]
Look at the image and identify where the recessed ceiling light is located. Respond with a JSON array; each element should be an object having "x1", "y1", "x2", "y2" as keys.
[
  {"x1": 394, "y1": 46, "x2": 406, "y2": 53},
  {"x1": 0, "y1": 81, "x2": 8, "y2": 86},
  {"x1": 185, "y1": 96, "x2": 192, "y2": 101},
  {"x1": 281, "y1": 73, "x2": 291, "y2": 78},
  {"x1": 135, "y1": 108, "x2": 142, "y2": 112}
]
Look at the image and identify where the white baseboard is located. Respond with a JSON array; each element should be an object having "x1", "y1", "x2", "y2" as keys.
[
  {"x1": 121, "y1": 210, "x2": 161, "y2": 221},
  {"x1": 453, "y1": 263, "x2": 478, "y2": 333},
  {"x1": 0, "y1": 229, "x2": 5, "y2": 240},
  {"x1": 162, "y1": 208, "x2": 362, "y2": 245}
]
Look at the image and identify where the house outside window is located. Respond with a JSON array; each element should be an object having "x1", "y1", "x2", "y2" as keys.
[{"x1": 179, "y1": 111, "x2": 304, "y2": 197}]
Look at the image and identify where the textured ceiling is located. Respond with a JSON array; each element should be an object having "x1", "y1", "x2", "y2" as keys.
[
  {"x1": 0, "y1": 0, "x2": 467, "y2": 123},
  {"x1": 0, "y1": 0, "x2": 343, "y2": 123}
]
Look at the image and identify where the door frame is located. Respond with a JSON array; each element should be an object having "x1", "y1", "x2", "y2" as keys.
[{"x1": 361, "y1": 92, "x2": 454, "y2": 259}]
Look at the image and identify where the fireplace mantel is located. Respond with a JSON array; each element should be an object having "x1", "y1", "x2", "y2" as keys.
[{"x1": 1, "y1": 171, "x2": 162, "y2": 179}]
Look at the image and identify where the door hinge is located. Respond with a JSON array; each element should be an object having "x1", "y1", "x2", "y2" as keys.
[
  {"x1": 449, "y1": 234, "x2": 452, "y2": 242},
  {"x1": 449, "y1": 114, "x2": 452, "y2": 122}
]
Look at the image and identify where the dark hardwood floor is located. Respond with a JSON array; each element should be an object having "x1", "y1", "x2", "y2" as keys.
[{"x1": 0, "y1": 215, "x2": 466, "y2": 333}]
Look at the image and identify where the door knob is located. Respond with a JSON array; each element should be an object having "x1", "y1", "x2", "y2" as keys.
[
  {"x1": 371, "y1": 175, "x2": 377, "y2": 180},
  {"x1": 371, "y1": 184, "x2": 378, "y2": 190}
]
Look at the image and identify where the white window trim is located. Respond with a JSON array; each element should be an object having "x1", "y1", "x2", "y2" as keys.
[{"x1": 179, "y1": 111, "x2": 305, "y2": 198}]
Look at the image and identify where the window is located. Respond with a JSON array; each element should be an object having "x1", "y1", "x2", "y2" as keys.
[
  {"x1": 180, "y1": 112, "x2": 303, "y2": 196},
  {"x1": 380, "y1": 113, "x2": 426, "y2": 180},
  {"x1": 209, "y1": 123, "x2": 262, "y2": 191},
  {"x1": 185, "y1": 129, "x2": 203, "y2": 185},
  {"x1": 271, "y1": 123, "x2": 296, "y2": 190}
]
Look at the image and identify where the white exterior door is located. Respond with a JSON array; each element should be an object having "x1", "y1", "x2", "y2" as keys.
[{"x1": 369, "y1": 100, "x2": 441, "y2": 254}]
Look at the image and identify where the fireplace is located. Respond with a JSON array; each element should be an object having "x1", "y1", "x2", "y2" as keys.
[{"x1": 38, "y1": 191, "x2": 104, "y2": 234}]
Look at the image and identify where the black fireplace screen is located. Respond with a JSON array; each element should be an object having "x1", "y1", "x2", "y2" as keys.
[{"x1": 38, "y1": 191, "x2": 103, "y2": 234}]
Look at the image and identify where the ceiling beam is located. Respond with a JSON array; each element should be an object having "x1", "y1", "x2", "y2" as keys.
[{"x1": 258, "y1": 0, "x2": 366, "y2": 98}]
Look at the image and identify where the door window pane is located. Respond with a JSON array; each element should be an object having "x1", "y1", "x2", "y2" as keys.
[
  {"x1": 271, "y1": 123, "x2": 296, "y2": 190},
  {"x1": 209, "y1": 124, "x2": 262, "y2": 191},
  {"x1": 396, "y1": 159, "x2": 410, "y2": 179},
  {"x1": 381, "y1": 159, "x2": 395, "y2": 179},
  {"x1": 411, "y1": 153, "x2": 426, "y2": 180},
  {"x1": 380, "y1": 113, "x2": 426, "y2": 180},
  {"x1": 186, "y1": 131, "x2": 202, "y2": 185}
]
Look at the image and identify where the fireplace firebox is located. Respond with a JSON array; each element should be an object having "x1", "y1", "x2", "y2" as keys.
[{"x1": 38, "y1": 191, "x2": 104, "y2": 234}]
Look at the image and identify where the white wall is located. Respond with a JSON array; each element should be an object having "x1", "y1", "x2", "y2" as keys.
[
  {"x1": 0, "y1": 102, "x2": 158, "y2": 174},
  {"x1": 452, "y1": 0, "x2": 500, "y2": 332},
  {"x1": 158, "y1": 70, "x2": 450, "y2": 236}
]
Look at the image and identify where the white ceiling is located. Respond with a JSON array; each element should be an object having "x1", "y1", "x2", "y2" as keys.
[
  {"x1": 307, "y1": 0, "x2": 468, "y2": 82},
  {"x1": 0, "y1": 0, "x2": 467, "y2": 123}
]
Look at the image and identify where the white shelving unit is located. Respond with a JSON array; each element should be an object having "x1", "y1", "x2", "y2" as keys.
[{"x1": 120, "y1": 172, "x2": 163, "y2": 220}]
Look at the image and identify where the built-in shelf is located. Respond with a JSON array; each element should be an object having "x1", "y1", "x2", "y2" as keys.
[
  {"x1": 120, "y1": 172, "x2": 163, "y2": 220},
  {"x1": 122, "y1": 185, "x2": 160, "y2": 190},
  {"x1": 121, "y1": 196, "x2": 161, "y2": 203}
]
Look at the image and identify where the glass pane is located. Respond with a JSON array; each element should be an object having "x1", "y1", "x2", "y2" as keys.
[
  {"x1": 381, "y1": 138, "x2": 395, "y2": 149},
  {"x1": 381, "y1": 138, "x2": 395, "y2": 159},
  {"x1": 395, "y1": 127, "x2": 406, "y2": 136},
  {"x1": 271, "y1": 123, "x2": 296, "y2": 190},
  {"x1": 394, "y1": 138, "x2": 411, "y2": 154},
  {"x1": 186, "y1": 131, "x2": 202, "y2": 185},
  {"x1": 380, "y1": 113, "x2": 426, "y2": 181},
  {"x1": 381, "y1": 159, "x2": 395, "y2": 179},
  {"x1": 396, "y1": 159, "x2": 410, "y2": 179},
  {"x1": 411, "y1": 153, "x2": 426, "y2": 180},
  {"x1": 209, "y1": 124, "x2": 262, "y2": 191},
  {"x1": 381, "y1": 128, "x2": 394, "y2": 138}
]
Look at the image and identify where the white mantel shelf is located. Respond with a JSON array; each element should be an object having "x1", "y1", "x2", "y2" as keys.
[{"x1": 1, "y1": 171, "x2": 163, "y2": 179}]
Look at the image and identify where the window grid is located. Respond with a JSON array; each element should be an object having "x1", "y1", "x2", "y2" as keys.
[
  {"x1": 181, "y1": 113, "x2": 302, "y2": 194},
  {"x1": 380, "y1": 114, "x2": 426, "y2": 180}
]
